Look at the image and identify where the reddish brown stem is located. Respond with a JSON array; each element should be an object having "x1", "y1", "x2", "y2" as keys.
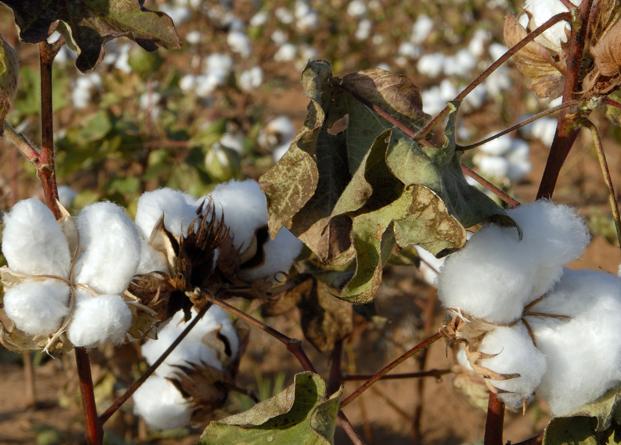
[
  {"x1": 75, "y1": 348, "x2": 103, "y2": 444},
  {"x1": 537, "y1": 1, "x2": 594, "y2": 199},
  {"x1": 415, "y1": 12, "x2": 572, "y2": 141},
  {"x1": 328, "y1": 339, "x2": 344, "y2": 395},
  {"x1": 462, "y1": 166, "x2": 521, "y2": 208},
  {"x1": 341, "y1": 331, "x2": 442, "y2": 407},
  {"x1": 342, "y1": 369, "x2": 451, "y2": 381},
  {"x1": 484, "y1": 392, "x2": 505, "y2": 445},
  {"x1": 99, "y1": 303, "x2": 211, "y2": 424},
  {"x1": 604, "y1": 97, "x2": 621, "y2": 110},
  {"x1": 38, "y1": 42, "x2": 60, "y2": 218},
  {"x1": 203, "y1": 293, "x2": 317, "y2": 372}
]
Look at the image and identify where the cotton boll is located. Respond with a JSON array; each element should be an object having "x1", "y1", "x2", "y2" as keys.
[
  {"x1": 521, "y1": 117, "x2": 557, "y2": 147},
  {"x1": 473, "y1": 154, "x2": 510, "y2": 179},
  {"x1": 273, "y1": 143, "x2": 289, "y2": 161},
  {"x1": 185, "y1": 30, "x2": 201, "y2": 45},
  {"x1": 274, "y1": 43, "x2": 297, "y2": 62},
  {"x1": 275, "y1": 7, "x2": 294, "y2": 24},
  {"x1": 355, "y1": 19, "x2": 372, "y2": 41},
  {"x1": 489, "y1": 43, "x2": 507, "y2": 61},
  {"x1": 227, "y1": 30, "x2": 251, "y2": 58},
  {"x1": 250, "y1": 10, "x2": 268, "y2": 27},
  {"x1": 411, "y1": 15, "x2": 433, "y2": 44},
  {"x1": 479, "y1": 133, "x2": 513, "y2": 156},
  {"x1": 57, "y1": 185, "x2": 77, "y2": 208},
  {"x1": 133, "y1": 375, "x2": 191, "y2": 430},
  {"x1": 468, "y1": 29, "x2": 490, "y2": 58},
  {"x1": 238, "y1": 66, "x2": 263, "y2": 92},
  {"x1": 506, "y1": 140, "x2": 532, "y2": 182},
  {"x1": 417, "y1": 53, "x2": 446, "y2": 78},
  {"x1": 141, "y1": 307, "x2": 237, "y2": 378},
  {"x1": 204, "y1": 53, "x2": 233, "y2": 82},
  {"x1": 179, "y1": 74, "x2": 197, "y2": 92},
  {"x1": 240, "y1": 228, "x2": 302, "y2": 281},
  {"x1": 74, "y1": 202, "x2": 141, "y2": 295},
  {"x1": 135, "y1": 188, "x2": 198, "y2": 239},
  {"x1": 506, "y1": 201, "x2": 589, "y2": 297},
  {"x1": 529, "y1": 269, "x2": 621, "y2": 416},
  {"x1": 68, "y1": 292, "x2": 132, "y2": 347},
  {"x1": 209, "y1": 180, "x2": 268, "y2": 251},
  {"x1": 438, "y1": 226, "x2": 536, "y2": 324},
  {"x1": 444, "y1": 49, "x2": 476, "y2": 77},
  {"x1": 136, "y1": 237, "x2": 169, "y2": 275},
  {"x1": 347, "y1": 0, "x2": 367, "y2": 17},
  {"x1": 2, "y1": 198, "x2": 71, "y2": 277},
  {"x1": 219, "y1": 132, "x2": 245, "y2": 154},
  {"x1": 478, "y1": 324, "x2": 547, "y2": 410},
  {"x1": 523, "y1": 0, "x2": 577, "y2": 52},
  {"x1": 3, "y1": 280, "x2": 70, "y2": 336},
  {"x1": 398, "y1": 42, "x2": 420, "y2": 59},
  {"x1": 271, "y1": 30, "x2": 288, "y2": 45}
]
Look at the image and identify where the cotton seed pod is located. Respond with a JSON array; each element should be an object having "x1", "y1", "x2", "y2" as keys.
[
  {"x1": 0, "y1": 36, "x2": 18, "y2": 131},
  {"x1": 204, "y1": 143, "x2": 241, "y2": 183}
]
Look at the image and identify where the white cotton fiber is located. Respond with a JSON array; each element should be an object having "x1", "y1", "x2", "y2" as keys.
[
  {"x1": 209, "y1": 180, "x2": 268, "y2": 251},
  {"x1": 3, "y1": 280, "x2": 70, "y2": 336},
  {"x1": 479, "y1": 324, "x2": 547, "y2": 411},
  {"x1": 438, "y1": 226, "x2": 536, "y2": 324},
  {"x1": 506, "y1": 201, "x2": 589, "y2": 297},
  {"x1": 141, "y1": 306, "x2": 238, "y2": 378},
  {"x1": 2, "y1": 198, "x2": 71, "y2": 277},
  {"x1": 529, "y1": 269, "x2": 621, "y2": 416},
  {"x1": 240, "y1": 228, "x2": 302, "y2": 281},
  {"x1": 133, "y1": 374, "x2": 191, "y2": 430},
  {"x1": 135, "y1": 188, "x2": 199, "y2": 239},
  {"x1": 415, "y1": 246, "x2": 444, "y2": 287},
  {"x1": 74, "y1": 202, "x2": 141, "y2": 295},
  {"x1": 67, "y1": 292, "x2": 132, "y2": 347},
  {"x1": 136, "y1": 237, "x2": 169, "y2": 275}
]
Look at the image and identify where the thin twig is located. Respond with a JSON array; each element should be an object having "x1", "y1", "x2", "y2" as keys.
[
  {"x1": 342, "y1": 369, "x2": 451, "y2": 381},
  {"x1": 328, "y1": 339, "x2": 344, "y2": 395},
  {"x1": 583, "y1": 119, "x2": 621, "y2": 248},
  {"x1": 415, "y1": 12, "x2": 572, "y2": 141},
  {"x1": 2, "y1": 123, "x2": 40, "y2": 163},
  {"x1": 484, "y1": 392, "x2": 505, "y2": 445},
  {"x1": 75, "y1": 348, "x2": 102, "y2": 444},
  {"x1": 341, "y1": 332, "x2": 442, "y2": 407},
  {"x1": 338, "y1": 412, "x2": 365, "y2": 445},
  {"x1": 457, "y1": 101, "x2": 578, "y2": 151},
  {"x1": 537, "y1": 0, "x2": 594, "y2": 198},
  {"x1": 99, "y1": 303, "x2": 211, "y2": 423},
  {"x1": 462, "y1": 166, "x2": 521, "y2": 208},
  {"x1": 202, "y1": 293, "x2": 317, "y2": 372}
]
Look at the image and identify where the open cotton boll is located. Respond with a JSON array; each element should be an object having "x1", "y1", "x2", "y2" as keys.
[
  {"x1": 438, "y1": 226, "x2": 536, "y2": 324},
  {"x1": 240, "y1": 228, "x2": 302, "y2": 281},
  {"x1": 209, "y1": 180, "x2": 268, "y2": 251},
  {"x1": 529, "y1": 269, "x2": 621, "y2": 416},
  {"x1": 479, "y1": 133, "x2": 513, "y2": 156},
  {"x1": 473, "y1": 154, "x2": 509, "y2": 179},
  {"x1": 74, "y1": 202, "x2": 141, "y2": 295},
  {"x1": 506, "y1": 201, "x2": 589, "y2": 297},
  {"x1": 68, "y1": 292, "x2": 132, "y2": 347},
  {"x1": 3, "y1": 280, "x2": 70, "y2": 336},
  {"x1": 133, "y1": 375, "x2": 191, "y2": 430},
  {"x1": 142, "y1": 307, "x2": 237, "y2": 378},
  {"x1": 523, "y1": 0, "x2": 578, "y2": 52},
  {"x1": 506, "y1": 140, "x2": 532, "y2": 182},
  {"x1": 136, "y1": 237, "x2": 169, "y2": 275},
  {"x1": 417, "y1": 53, "x2": 446, "y2": 78},
  {"x1": 2, "y1": 198, "x2": 71, "y2": 277},
  {"x1": 478, "y1": 325, "x2": 547, "y2": 411},
  {"x1": 135, "y1": 188, "x2": 198, "y2": 239}
]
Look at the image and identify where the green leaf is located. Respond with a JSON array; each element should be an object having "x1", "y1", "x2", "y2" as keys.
[
  {"x1": 200, "y1": 372, "x2": 341, "y2": 445},
  {"x1": 2, "y1": 0, "x2": 180, "y2": 72},
  {"x1": 542, "y1": 417, "x2": 599, "y2": 445},
  {"x1": 261, "y1": 61, "x2": 502, "y2": 303}
]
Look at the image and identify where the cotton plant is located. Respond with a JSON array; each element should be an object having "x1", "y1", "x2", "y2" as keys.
[
  {"x1": 133, "y1": 305, "x2": 243, "y2": 430},
  {"x1": 258, "y1": 116, "x2": 296, "y2": 161},
  {"x1": 439, "y1": 200, "x2": 621, "y2": 414},
  {"x1": 0, "y1": 198, "x2": 145, "y2": 351}
]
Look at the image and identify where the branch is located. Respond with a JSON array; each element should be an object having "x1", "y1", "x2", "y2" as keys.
[
  {"x1": 342, "y1": 368, "x2": 451, "y2": 381},
  {"x1": 462, "y1": 166, "x2": 521, "y2": 208},
  {"x1": 484, "y1": 392, "x2": 505, "y2": 445},
  {"x1": 341, "y1": 331, "x2": 442, "y2": 407},
  {"x1": 536, "y1": 0, "x2": 594, "y2": 199},
  {"x1": 415, "y1": 12, "x2": 573, "y2": 141},
  {"x1": 457, "y1": 100, "x2": 578, "y2": 151},
  {"x1": 99, "y1": 303, "x2": 211, "y2": 424},
  {"x1": 582, "y1": 119, "x2": 621, "y2": 249},
  {"x1": 3, "y1": 123, "x2": 40, "y2": 163}
]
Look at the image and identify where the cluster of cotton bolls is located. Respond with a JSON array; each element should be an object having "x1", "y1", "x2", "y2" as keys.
[
  {"x1": 438, "y1": 200, "x2": 621, "y2": 415},
  {"x1": 0, "y1": 179, "x2": 302, "y2": 351},
  {"x1": 472, "y1": 133, "x2": 531, "y2": 183},
  {"x1": 179, "y1": 53, "x2": 235, "y2": 98},
  {"x1": 1, "y1": 199, "x2": 141, "y2": 348},
  {"x1": 133, "y1": 306, "x2": 239, "y2": 430}
]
